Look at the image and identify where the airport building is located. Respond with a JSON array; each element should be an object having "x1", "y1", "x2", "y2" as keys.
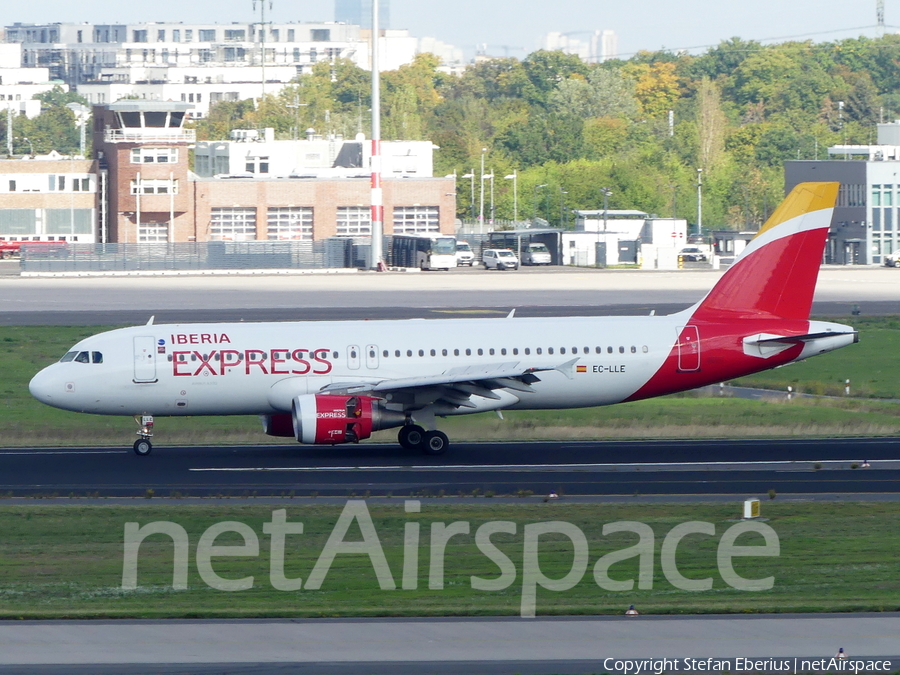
[
  {"x1": 92, "y1": 100, "x2": 454, "y2": 244},
  {"x1": 784, "y1": 121, "x2": 900, "y2": 265},
  {"x1": 0, "y1": 154, "x2": 100, "y2": 243}
]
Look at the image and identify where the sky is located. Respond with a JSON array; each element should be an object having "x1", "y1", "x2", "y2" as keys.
[{"x1": 4, "y1": 0, "x2": 890, "y2": 59}]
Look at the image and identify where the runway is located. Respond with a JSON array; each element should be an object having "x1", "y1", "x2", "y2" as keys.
[
  {"x1": 0, "y1": 614, "x2": 897, "y2": 674},
  {"x1": 0, "y1": 265, "x2": 897, "y2": 325},
  {"x1": 1, "y1": 438, "x2": 896, "y2": 497}
]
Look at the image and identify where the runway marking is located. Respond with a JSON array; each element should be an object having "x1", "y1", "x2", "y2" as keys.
[
  {"x1": 0, "y1": 450, "x2": 124, "y2": 456},
  {"x1": 190, "y1": 459, "x2": 888, "y2": 473}
]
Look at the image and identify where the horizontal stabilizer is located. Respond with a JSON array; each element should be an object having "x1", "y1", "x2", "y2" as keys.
[{"x1": 755, "y1": 331, "x2": 858, "y2": 345}]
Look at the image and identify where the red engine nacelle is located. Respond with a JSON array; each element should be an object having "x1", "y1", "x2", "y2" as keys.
[{"x1": 291, "y1": 394, "x2": 405, "y2": 445}]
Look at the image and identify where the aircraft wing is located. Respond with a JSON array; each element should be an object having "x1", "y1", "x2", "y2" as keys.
[{"x1": 318, "y1": 359, "x2": 579, "y2": 410}]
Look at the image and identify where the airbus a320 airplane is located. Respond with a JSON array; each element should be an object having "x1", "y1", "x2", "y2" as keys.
[{"x1": 30, "y1": 182, "x2": 856, "y2": 456}]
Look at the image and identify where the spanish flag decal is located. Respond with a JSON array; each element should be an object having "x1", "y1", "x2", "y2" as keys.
[{"x1": 576, "y1": 365, "x2": 587, "y2": 373}]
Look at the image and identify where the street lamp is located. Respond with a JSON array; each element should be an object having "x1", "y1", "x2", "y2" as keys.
[
  {"x1": 482, "y1": 170, "x2": 496, "y2": 226},
  {"x1": 696, "y1": 168, "x2": 703, "y2": 238},
  {"x1": 533, "y1": 184, "x2": 547, "y2": 225},
  {"x1": 558, "y1": 187, "x2": 568, "y2": 228},
  {"x1": 461, "y1": 171, "x2": 475, "y2": 222},
  {"x1": 479, "y1": 148, "x2": 487, "y2": 229},
  {"x1": 504, "y1": 170, "x2": 518, "y2": 222},
  {"x1": 599, "y1": 188, "x2": 612, "y2": 266}
]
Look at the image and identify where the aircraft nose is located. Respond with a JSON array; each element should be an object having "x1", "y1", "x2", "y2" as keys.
[{"x1": 29, "y1": 367, "x2": 58, "y2": 404}]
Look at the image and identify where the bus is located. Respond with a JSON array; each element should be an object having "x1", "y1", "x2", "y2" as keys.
[{"x1": 391, "y1": 234, "x2": 457, "y2": 270}]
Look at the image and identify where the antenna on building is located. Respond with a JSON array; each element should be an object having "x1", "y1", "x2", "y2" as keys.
[
  {"x1": 252, "y1": 0, "x2": 273, "y2": 100},
  {"x1": 877, "y1": 0, "x2": 885, "y2": 38}
]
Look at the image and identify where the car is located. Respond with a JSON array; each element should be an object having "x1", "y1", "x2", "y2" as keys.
[
  {"x1": 482, "y1": 248, "x2": 519, "y2": 270},
  {"x1": 885, "y1": 252, "x2": 900, "y2": 267},
  {"x1": 522, "y1": 242, "x2": 552, "y2": 265},
  {"x1": 455, "y1": 241, "x2": 475, "y2": 266},
  {"x1": 679, "y1": 246, "x2": 708, "y2": 262}
]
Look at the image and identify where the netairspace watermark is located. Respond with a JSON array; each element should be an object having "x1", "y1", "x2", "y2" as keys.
[
  {"x1": 122, "y1": 499, "x2": 782, "y2": 618},
  {"x1": 602, "y1": 658, "x2": 895, "y2": 674}
]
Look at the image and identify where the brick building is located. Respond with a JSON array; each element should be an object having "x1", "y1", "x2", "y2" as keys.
[{"x1": 93, "y1": 100, "x2": 455, "y2": 244}]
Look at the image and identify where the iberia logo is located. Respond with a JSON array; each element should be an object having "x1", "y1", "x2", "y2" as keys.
[{"x1": 576, "y1": 365, "x2": 587, "y2": 373}]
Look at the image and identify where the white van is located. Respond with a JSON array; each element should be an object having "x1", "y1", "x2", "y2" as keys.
[
  {"x1": 482, "y1": 248, "x2": 519, "y2": 270},
  {"x1": 522, "y1": 242, "x2": 552, "y2": 265},
  {"x1": 455, "y1": 241, "x2": 475, "y2": 266}
]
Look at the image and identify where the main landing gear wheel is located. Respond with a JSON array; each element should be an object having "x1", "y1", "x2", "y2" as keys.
[
  {"x1": 398, "y1": 424, "x2": 426, "y2": 450},
  {"x1": 423, "y1": 430, "x2": 449, "y2": 456},
  {"x1": 133, "y1": 438, "x2": 152, "y2": 456}
]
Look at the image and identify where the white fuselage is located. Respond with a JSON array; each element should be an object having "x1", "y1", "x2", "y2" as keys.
[{"x1": 30, "y1": 313, "x2": 693, "y2": 418}]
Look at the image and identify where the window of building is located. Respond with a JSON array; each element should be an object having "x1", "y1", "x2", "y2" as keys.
[
  {"x1": 130, "y1": 179, "x2": 178, "y2": 195},
  {"x1": 0, "y1": 209, "x2": 37, "y2": 236},
  {"x1": 199, "y1": 29, "x2": 216, "y2": 41},
  {"x1": 336, "y1": 207, "x2": 371, "y2": 237},
  {"x1": 224, "y1": 47, "x2": 246, "y2": 62},
  {"x1": 46, "y1": 209, "x2": 92, "y2": 235},
  {"x1": 138, "y1": 222, "x2": 169, "y2": 243},
  {"x1": 185, "y1": 30, "x2": 193, "y2": 42},
  {"x1": 270, "y1": 29, "x2": 279, "y2": 42},
  {"x1": 198, "y1": 49, "x2": 213, "y2": 62},
  {"x1": 267, "y1": 207, "x2": 313, "y2": 240},
  {"x1": 132, "y1": 30, "x2": 148, "y2": 43},
  {"x1": 157, "y1": 29, "x2": 166, "y2": 42},
  {"x1": 173, "y1": 29, "x2": 181, "y2": 42},
  {"x1": 210, "y1": 207, "x2": 257, "y2": 241},
  {"x1": 393, "y1": 206, "x2": 439, "y2": 234},
  {"x1": 8, "y1": 180, "x2": 15, "y2": 192},
  {"x1": 287, "y1": 29, "x2": 295, "y2": 41},
  {"x1": 245, "y1": 156, "x2": 269, "y2": 173},
  {"x1": 225, "y1": 29, "x2": 246, "y2": 41},
  {"x1": 48, "y1": 175, "x2": 65, "y2": 191},
  {"x1": 72, "y1": 178, "x2": 90, "y2": 192},
  {"x1": 130, "y1": 147, "x2": 178, "y2": 164},
  {"x1": 311, "y1": 29, "x2": 331, "y2": 42}
]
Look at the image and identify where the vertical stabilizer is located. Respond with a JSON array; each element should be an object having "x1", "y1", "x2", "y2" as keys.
[{"x1": 691, "y1": 182, "x2": 839, "y2": 322}]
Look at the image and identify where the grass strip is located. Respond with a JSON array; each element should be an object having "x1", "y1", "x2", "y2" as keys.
[{"x1": 0, "y1": 502, "x2": 897, "y2": 619}]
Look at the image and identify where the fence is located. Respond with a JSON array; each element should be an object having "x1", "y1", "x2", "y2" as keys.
[{"x1": 19, "y1": 239, "x2": 375, "y2": 273}]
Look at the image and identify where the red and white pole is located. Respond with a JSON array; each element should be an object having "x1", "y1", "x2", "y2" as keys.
[{"x1": 370, "y1": 0, "x2": 384, "y2": 270}]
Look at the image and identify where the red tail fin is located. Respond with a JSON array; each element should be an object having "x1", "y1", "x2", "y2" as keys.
[{"x1": 692, "y1": 182, "x2": 839, "y2": 322}]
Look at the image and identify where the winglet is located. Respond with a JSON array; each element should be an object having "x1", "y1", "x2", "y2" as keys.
[
  {"x1": 507, "y1": 309, "x2": 516, "y2": 319},
  {"x1": 146, "y1": 315, "x2": 155, "y2": 326}
]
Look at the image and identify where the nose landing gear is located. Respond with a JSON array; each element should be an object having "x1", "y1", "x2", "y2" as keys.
[{"x1": 133, "y1": 415, "x2": 154, "y2": 456}]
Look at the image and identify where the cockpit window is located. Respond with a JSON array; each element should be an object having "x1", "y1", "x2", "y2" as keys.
[
  {"x1": 74, "y1": 351, "x2": 90, "y2": 363},
  {"x1": 60, "y1": 351, "x2": 77, "y2": 362},
  {"x1": 91, "y1": 351, "x2": 103, "y2": 364}
]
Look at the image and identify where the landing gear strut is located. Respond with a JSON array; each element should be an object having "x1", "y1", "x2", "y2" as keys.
[
  {"x1": 133, "y1": 415, "x2": 154, "y2": 456},
  {"x1": 397, "y1": 424, "x2": 450, "y2": 455}
]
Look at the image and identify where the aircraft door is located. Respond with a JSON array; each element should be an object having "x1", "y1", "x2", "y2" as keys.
[
  {"x1": 133, "y1": 336, "x2": 158, "y2": 383},
  {"x1": 365, "y1": 344, "x2": 379, "y2": 369},
  {"x1": 676, "y1": 325, "x2": 701, "y2": 372},
  {"x1": 347, "y1": 345, "x2": 361, "y2": 370}
]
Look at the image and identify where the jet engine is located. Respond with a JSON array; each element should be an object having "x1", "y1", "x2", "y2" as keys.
[{"x1": 285, "y1": 394, "x2": 406, "y2": 445}]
